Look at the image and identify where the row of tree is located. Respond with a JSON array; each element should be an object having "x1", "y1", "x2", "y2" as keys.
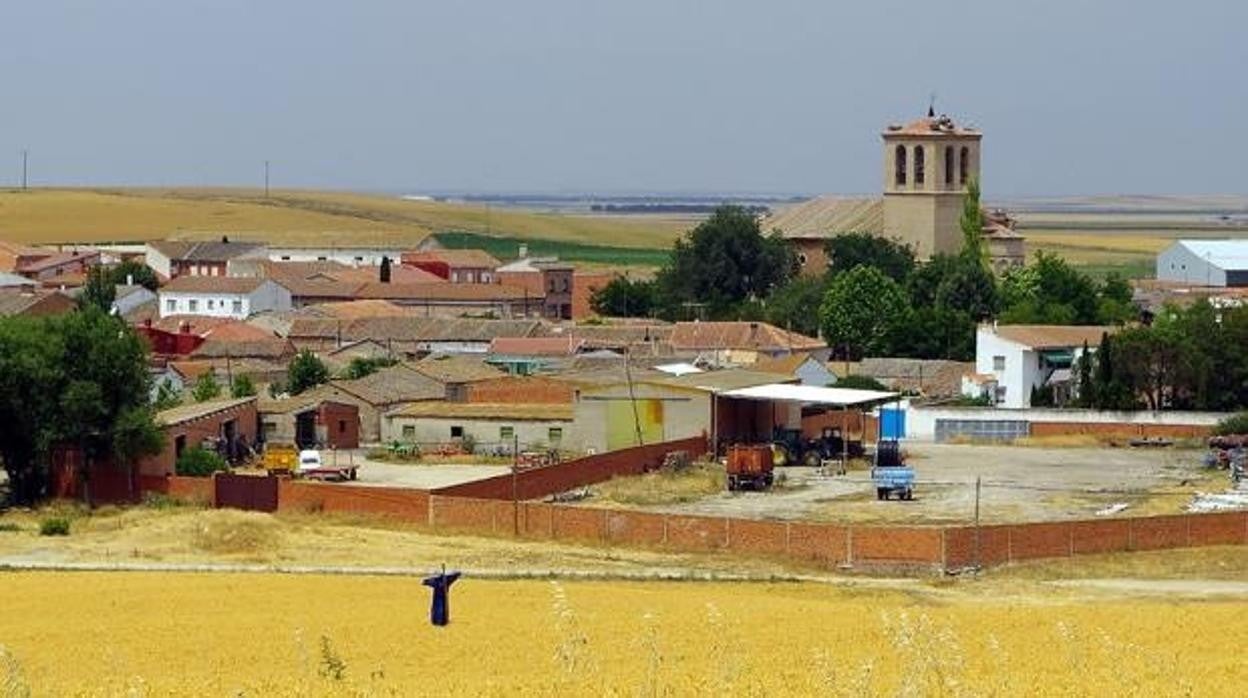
[
  {"x1": 0, "y1": 308, "x2": 164, "y2": 505},
  {"x1": 1073, "y1": 300, "x2": 1248, "y2": 412},
  {"x1": 591, "y1": 186, "x2": 1136, "y2": 362}
]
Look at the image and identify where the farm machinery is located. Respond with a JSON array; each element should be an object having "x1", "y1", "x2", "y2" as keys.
[
  {"x1": 770, "y1": 427, "x2": 864, "y2": 468},
  {"x1": 726, "y1": 444, "x2": 774, "y2": 491},
  {"x1": 871, "y1": 440, "x2": 914, "y2": 500}
]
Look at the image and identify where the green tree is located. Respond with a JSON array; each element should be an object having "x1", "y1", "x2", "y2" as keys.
[
  {"x1": 999, "y1": 252, "x2": 1099, "y2": 325},
  {"x1": 889, "y1": 307, "x2": 976, "y2": 361},
  {"x1": 833, "y1": 374, "x2": 890, "y2": 391},
  {"x1": 153, "y1": 378, "x2": 182, "y2": 411},
  {"x1": 1072, "y1": 340, "x2": 1094, "y2": 407},
  {"x1": 79, "y1": 265, "x2": 116, "y2": 312},
  {"x1": 819, "y1": 266, "x2": 909, "y2": 360},
  {"x1": 287, "y1": 350, "x2": 329, "y2": 395},
  {"x1": 656, "y1": 205, "x2": 796, "y2": 319},
  {"x1": 824, "y1": 232, "x2": 915, "y2": 281},
  {"x1": 959, "y1": 176, "x2": 986, "y2": 263},
  {"x1": 175, "y1": 447, "x2": 229, "y2": 477},
  {"x1": 589, "y1": 276, "x2": 659, "y2": 318},
  {"x1": 0, "y1": 308, "x2": 162, "y2": 505},
  {"x1": 934, "y1": 256, "x2": 998, "y2": 320},
  {"x1": 109, "y1": 260, "x2": 159, "y2": 291},
  {"x1": 231, "y1": 374, "x2": 257, "y2": 398},
  {"x1": 339, "y1": 356, "x2": 397, "y2": 380},
  {"x1": 191, "y1": 372, "x2": 222, "y2": 402},
  {"x1": 763, "y1": 275, "x2": 829, "y2": 338}
]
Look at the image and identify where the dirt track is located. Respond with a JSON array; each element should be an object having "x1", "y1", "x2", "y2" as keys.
[{"x1": 635, "y1": 444, "x2": 1221, "y2": 525}]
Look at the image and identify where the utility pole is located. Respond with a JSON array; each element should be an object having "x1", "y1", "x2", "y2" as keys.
[
  {"x1": 973, "y1": 476, "x2": 982, "y2": 571},
  {"x1": 264, "y1": 160, "x2": 270, "y2": 198},
  {"x1": 512, "y1": 433, "x2": 520, "y2": 536},
  {"x1": 20, "y1": 149, "x2": 28, "y2": 190}
]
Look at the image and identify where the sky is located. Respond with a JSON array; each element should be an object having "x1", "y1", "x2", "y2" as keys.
[{"x1": 1, "y1": 0, "x2": 1244, "y2": 196}]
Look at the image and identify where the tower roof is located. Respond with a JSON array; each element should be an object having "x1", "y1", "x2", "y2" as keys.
[{"x1": 883, "y1": 114, "x2": 981, "y2": 139}]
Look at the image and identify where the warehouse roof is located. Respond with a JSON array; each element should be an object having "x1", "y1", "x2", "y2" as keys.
[
  {"x1": 156, "y1": 396, "x2": 256, "y2": 426},
  {"x1": 720, "y1": 383, "x2": 898, "y2": 407},
  {"x1": 1166, "y1": 240, "x2": 1248, "y2": 270},
  {"x1": 990, "y1": 324, "x2": 1116, "y2": 350}
]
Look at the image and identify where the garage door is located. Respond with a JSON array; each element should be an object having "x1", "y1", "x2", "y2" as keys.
[{"x1": 934, "y1": 419, "x2": 1030, "y2": 443}]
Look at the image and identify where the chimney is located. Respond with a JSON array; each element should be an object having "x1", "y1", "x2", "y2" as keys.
[{"x1": 221, "y1": 235, "x2": 230, "y2": 244}]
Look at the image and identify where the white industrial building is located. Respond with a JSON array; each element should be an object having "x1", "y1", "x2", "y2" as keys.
[
  {"x1": 965, "y1": 325, "x2": 1113, "y2": 408},
  {"x1": 158, "y1": 276, "x2": 292, "y2": 319},
  {"x1": 267, "y1": 244, "x2": 430, "y2": 266},
  {"x1": 1156, "y1": 240, "x2": 1248, "y2": 287}
]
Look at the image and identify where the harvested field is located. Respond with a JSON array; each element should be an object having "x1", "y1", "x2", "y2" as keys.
[
  {"x1": 0, "y1": 570, "x2": 1244, "y2": 695},
  {"x1": 0, "y1": 188, "x2": 685, "y2": 248}
]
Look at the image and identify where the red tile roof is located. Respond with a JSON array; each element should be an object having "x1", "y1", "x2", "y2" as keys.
[
  {"x1": 161, "y1": 275, "x2": 275, "y2": 294},
  {"x1": 402, "y1": 249, "x2": 501, "y2": 268},
  {"x1": 670, "y1": 322, "x2": 824, "y2": 353},
  {"x1": 489, "y1": 336, "x2": 586, "y2": 357},
  {"x1": 882, "y1": 114, "x2": 981, "y2": 139}
]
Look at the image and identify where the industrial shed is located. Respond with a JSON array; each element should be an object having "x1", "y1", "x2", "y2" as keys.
[
  {"x1": 1157, "y1": 240, "x2": 1248, "y2": 287},
  {"x1": 383, "y1": 402, "x2": 575, "y2": 453}
]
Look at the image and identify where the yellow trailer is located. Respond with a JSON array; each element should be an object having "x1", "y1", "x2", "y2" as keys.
[{"x1": 261, "y1": 443, "x2": 298, "y2": 476}]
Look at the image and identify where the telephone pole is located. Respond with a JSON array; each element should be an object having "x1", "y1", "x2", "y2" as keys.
[
  {"x1": 20, "y1": 149, "x2": 28, "y2": 190},
  {"x1": 264, "y1": 160, "x2": 270, "y2": 198}
]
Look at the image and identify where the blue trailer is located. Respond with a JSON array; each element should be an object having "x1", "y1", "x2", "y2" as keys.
[{"x1": 871, "y1": 440, "x2": 914, "y2": 501}]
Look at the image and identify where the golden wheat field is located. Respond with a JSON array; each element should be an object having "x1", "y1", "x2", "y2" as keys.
[
  {"x1": 0, "y1": 188, "x2": 686, "y2": 248},
  {"x1": 0, "y1": 571, "x2": 1244, "y2": 696}
]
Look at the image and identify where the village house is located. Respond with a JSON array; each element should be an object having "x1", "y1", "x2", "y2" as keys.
[
  {"x1": 401, "y1": 249, "x2": 501, "y2": 283},
  {"x1": 145, "y1": 239, "x2": 268, "y2": 279},
  {"x1": 158, "y1": 276, "x2": 292, "y2": 319},
  {"x1": 382, "y1": 402, "x2": 576, "y2": 453},
  {"x1": 0, "y1": 289, "x2": 77, "y2": 318},
  {"x1": 0, "y1": 241, "x2": 100, "y2": 281},
  {"x1": 966, "y1": 324, "x2": 1114, "y2": 408},
  {"x1": 669, "y1": 321, "x2": 827, "y2": 365}
]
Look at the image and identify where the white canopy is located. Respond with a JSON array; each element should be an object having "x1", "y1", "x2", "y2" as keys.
[{"x1": 719, "y1": 383, "x2": 898, "y2": 407}]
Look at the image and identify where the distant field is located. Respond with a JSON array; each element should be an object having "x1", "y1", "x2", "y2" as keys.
[
  {"x1": 435, "y1": 231, "x2": 670, "y2": 266},
  {"x1": 0, "y1": 188, "x2": 688, "y2": 249}
]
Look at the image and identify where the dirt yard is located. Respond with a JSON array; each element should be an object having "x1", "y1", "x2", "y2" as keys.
[
  {"x1": 351, "y1": 458, "x2": 510, "y2": 490},
  {"x1": 589, "y1": 443, "x2": 1225, "y2": 525}
]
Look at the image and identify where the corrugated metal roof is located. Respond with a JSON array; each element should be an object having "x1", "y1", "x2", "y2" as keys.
[
  {"x1": 1172, "y1": 240, "x2": 1248, "y2": 271},
  {"x1": 720, "y1": 383, "x2": 898, "y2": 407}
]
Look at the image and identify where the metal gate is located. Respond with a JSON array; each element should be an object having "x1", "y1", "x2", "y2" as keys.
[
  {"x1": 214, "y1": 473, "x2": 279, "y2": 512},
  {"x1": 934, "y1": 419, "x2": 1030, "y2": 443}
]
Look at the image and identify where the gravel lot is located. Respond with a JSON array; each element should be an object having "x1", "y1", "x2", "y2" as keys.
[
  {"x1": 630, "y1": 443, "x2": 1220, "y2": 525},
  {"x1": 348, "y1": 454, "x2": 509, "y2": 490}
]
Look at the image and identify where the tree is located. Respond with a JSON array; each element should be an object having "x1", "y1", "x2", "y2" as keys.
[
  {"x1": 959, "y1": 176, "x2": 986, "y2": 263},
  {"x1": 656, "y1": 205, "x2": 796, "y2": 319},
  {"x1": 1072, "y1": 340, "x2": 1093, "y2": 407},
  {"x1": 999, "y1": 252, "x2": 1099, "y2": 325},
  {"x1": 819, "y1": 266, "x2": 910, "y2": 360},
  {"x1": 231, "y1": 374, "x2": 256, "y2": 398},
  {"x1": 0, "y1": 308, "x2": 162, "y2": 505},
  {"x1": 175, "y1": 447, "x2": 228, "y2": 477},
  {"x1": 153, "y1": 378, "x2": 182, "y2": 411},
  {"x1": 287, "y1": 350, "x2": 329, "y2": 395},
  {"x1": 589, "y1": 276, "x2": 659, "y2": 318},
  {"x1": 340, "y1": 356, "x2": 397, "y2": 380},
  {"x1": 833, "y1": 374, "x2": 890, "y2": 391},
  {"x1": 763, "y1": 275, "x2": 829, "y2": 338},
  {"x1": 379, "y1": 255, "x2": 392, "y2": 283},
  {"x1": 889, "y1": 307, "x2": 976, "y2": 361},
  {"x1": 79, "y1": 265, "x2": 116, "y2": 313},
  {"x1": 824, "y1": 233, "x2": 915, "y2": 281},
  {"x1": 934, "y1": 255, "x2": 998, "y2": 320},
  {"x1": 109, "y1": 260, "x2": 159, "y2": 291},
  {"x1": 191, "y1": 372, "x2": 222, "y2": 402}
]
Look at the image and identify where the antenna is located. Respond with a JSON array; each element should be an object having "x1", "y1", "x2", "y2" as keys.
[
  {"x1": 264, "y1": 160, "x2": 270, "y2": 198},
  {"x1": 20, "y1": 149, "x2": 28, "y2": 190},
  {"x1": 928, "y1": 92, "x2": 937, "y2": 118}
]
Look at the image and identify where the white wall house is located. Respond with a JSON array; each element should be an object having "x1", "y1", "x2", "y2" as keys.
[
  {"x1": 267, "y1": 245, "x2": 420, "y2": 267},
  {"x1": 158, "y1": 276, "x2": 292, "y2": 319},
  {"x1": 966, "y1": 325, "x2": 1112, "y2": 408},
  {"x1": 1156, "y1": 240, "x2": 1248, "y2": 288}
]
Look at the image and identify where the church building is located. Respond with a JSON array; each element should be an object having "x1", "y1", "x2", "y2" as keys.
[{"x1": 768, "y1": 111, "x2": 1025, "y2": 275}]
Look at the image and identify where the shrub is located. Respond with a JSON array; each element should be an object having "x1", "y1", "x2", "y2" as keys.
[
  {"x1": 833, "y1": 374, "x2": 890, "y2": 392},
  {"x1": 0, "y1": 522, "x2": 21, "y2": 533},
  {"x1": 39, "y1": 516, "x2": 70, "y2": 536},
  {"x1": 1213, "y1": 412, "x2": 1248, "y2": 436},
  {"x1": 176, "y1": 447, "x2": 229, "y2": 477}
]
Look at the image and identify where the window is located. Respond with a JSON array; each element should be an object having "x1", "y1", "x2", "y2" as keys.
[
  {"x1": 450, "y1": 425, "x2": 464, "y2": 439},
  {"x1": 913, "y1": 146, "x2": 925, "y2": 186},
  {"x1": 797, "y1": 252, "x2": 809, "y2": 267},
  {"x1": 188, "y1": 299, "x2": 198, "y2": 312},
  {"x1": 992, "y1": 355, "x2": 1006, "y2": 371},
  {"x1": 280, "y1": 255, "x2": 291, "y2": 261},
  {"x1": 207, "y1": 299, "x2": 214, "y2": 310},
  {"x1": 402, "y1": 425, "x2": 416, "y2": 440},
  {"x1": 500, "y1": 426, "x2": 515, "y2": 441},
  {"x1": 894, "y1": 145, "x2": 907, "y2": 185},
  {"x1": 944, "y1": 146, "x2": 954, "y2": 185},
  {"x1": 232, "y1": 300, "x2": 242, "y2": 314},
  {"x1": 354, "y1": 256, "x2": 363, "y2": 262},
  {"x1": 166, "y1": 299, "x2": 177, "y2": 313},
  {"x1": 338, "y1": 419, "x2": 347, "y2": 434},
  {"x1": 959, "y1": 146, "x2": 969, "y2": 184},
  {"x1": 548, "y1": 427, "x2": 563, "y2": 444},
  {"x1": 452, "y1": 271, "x2": 460, "y2": 282}
]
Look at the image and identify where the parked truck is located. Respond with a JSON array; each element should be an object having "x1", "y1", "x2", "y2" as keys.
[
  {"x1": 726, "y1": 444, "x2": 774, "y2": 491},
  {"x1": 870, "y1": 440, "x2": 914, "y2": 500},
  {"x1": 261, "y1": 443, "x2": 299, "y2": 476},
  {"x1": 260, "y1": 443, "x2": 357, "y2": 481}
]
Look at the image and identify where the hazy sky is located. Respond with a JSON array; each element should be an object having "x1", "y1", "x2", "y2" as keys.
[{"x1": 2, "y1": 1, "x2": 1244, "y2": 196}]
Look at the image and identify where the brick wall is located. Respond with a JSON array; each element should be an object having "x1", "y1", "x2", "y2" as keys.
[
  {"x1": 1030, "y1": 421, "x2": 1213, "y2": 439},
  {"x1": 279, "y1": 480, "x2": 430, "y2": 523},
  {"x1": 433, "y1": 436, "x2": 708, "y2": 500},
  {"x1": 465, "y1": 376, "x2": 575, "y2": 404}
]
